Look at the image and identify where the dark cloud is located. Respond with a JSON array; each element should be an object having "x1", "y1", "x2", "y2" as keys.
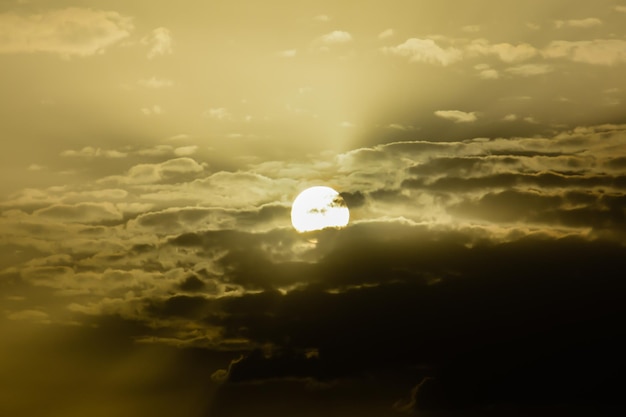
[
  {"x1": 195, "y1": 225, "x2": 626, "y2": 410},
  {"x1": 179, "y1": 274, "x2": 207, "y2": 292}
]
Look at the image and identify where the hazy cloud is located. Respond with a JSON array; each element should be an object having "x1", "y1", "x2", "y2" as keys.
[
  {"x1": 506, "y1": 63, "x2": 553, "y2": 76},
  {"x1": 554, "y1": 18, "x2": 602, "y2": 29},
  {"x1": 543, "y1": 39, "x2": 626, "y2": 65},
  {"x1": 0, "y1": 8, "x2": 132, "y2": 57},
  {"x1": 378, "y1": 28, "x2": 395, "y2": 39},
  {"x1": 34, "y1": 202, "x2": 123, "y2": 223}
]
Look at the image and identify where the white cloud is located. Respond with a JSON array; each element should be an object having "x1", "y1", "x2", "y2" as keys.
[
  {"x1": 468, "y1": 39, "x2": 536, "y2": 62},
  {"x1": 616, "y1": 6, "x2": 626, "y2": 13},
  {"x1": 313, "y1": 14, "x2": 331, "y2": 22},
  {"x1": 318, "y1": 30, "x2": 352, "y2": 44},
  {"x1": 503, "y1": 114, "x2": 518, "y2": 121},
  {"x1": 434, "y1": 110, "x2": 477, "y2": 123},
  {"x1": 543, "y1": 39, "x2": 626, "y2": 65},
  {"x1": 0, "y1": 8, "x2": 132, "y2": 57},
  {"x1": 506, "y1": 63, "x2": 553, "y2": 77},
  {"x1": 27, "y1": 164, "x2": 45, "y2": 171},
  {"x1": 378, "y1": 29, "x2": 395, "y2": 39},
  {"x1": 383, "y1": 38, "x2": 462, "y2": 66},
  {"x1": 142, "y1": 27, "x2": 173, "y2": 59},
  {"x1": 138, "y1": 76, "x2": 173, "y2": 88},
  {"x1": 554, "y1": 18, "x2": 602, "y2": 29}
]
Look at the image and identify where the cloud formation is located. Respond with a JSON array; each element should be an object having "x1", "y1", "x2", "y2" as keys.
[
  {"x1": 434, "y1": 110, "x2": 478, "y2": 123},
  {"x1": 0, "y1": 8, "x2": 133, "y2": 57},
  {"x1": 383, "y1": 38, "x2": 462, "y2": 66},
  {"x1": 142, "y1": 27, "x2": 173, "y2": 59}
]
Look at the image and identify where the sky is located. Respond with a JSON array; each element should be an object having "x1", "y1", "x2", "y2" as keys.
[{"x1": 1, "y1": 0, "x2": 626, "y2": 415}]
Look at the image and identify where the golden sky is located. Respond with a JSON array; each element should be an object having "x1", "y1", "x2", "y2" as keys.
[{"x1": 1, "y1": 1, "x2": 626, "y2": 415}]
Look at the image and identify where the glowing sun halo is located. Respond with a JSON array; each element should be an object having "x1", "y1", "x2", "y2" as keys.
[{"x1": 291, "y1": 186, "x2": 350, "y2": 233}]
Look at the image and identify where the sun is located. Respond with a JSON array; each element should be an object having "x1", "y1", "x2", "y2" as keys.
[{"x1": 291, "y1": 186, "x2": 350, "y2": 233}]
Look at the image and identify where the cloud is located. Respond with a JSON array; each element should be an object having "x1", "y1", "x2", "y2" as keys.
[
  {"x1": 173, "y1": 145, "x2": 198, "y2": 156},
  {"x1": 0, "y1": 8, "x2": 132, "y2": 57},
  {"x1": 317, "y1": 30, "x2": 352, "y2": 44},
  {"x1": 7, "y1": 309, "x2": 50, "y2": 324},
  {"x1": 203, "y1": 107, "x2": 232, "y2": 120},
  {"x1": 461, "y1": 25, "x2": 481, "y2": 33},
  {"x1": 102, "y1": 157, "x2": 205, "y2": 185},
  {"x1": 141, "y1": 105, "x2": 163, "y2": 116},
  {"x1": 474, "y1": 64, "x2": 499, "y2": 79},
  {"x1": 543, "y1": 39, "x2": 626, "y2": 65},
  {"x1": 141, "y1": 27, "x2": 173, "y2": 59},
  {"x1": 313, "y1": 14, "x2": 331, "y2": 22},
  {"x1": 554, "y1": 18, "x2": 602, "y2": 29},
  {"x1": 505, "y1": 63, "x2": 553, "y2": 77},
  {"x1": 60, "y1": 146, "x2": 127, "y2": 158},
  {"x1": 467, "y1": 39, "x2": 537, "y2": 62},
  {"x1": 434, "y1": 110, "x2": 477, "y2": 123},
  {"x1": 277, "y1": 49, "x2": 297, "y2": 57},
  {"x1": 378, "y1": 28, "x2": 395, "y2": 39},
  {"x1": 383, "y1": 38, "x2": 462, "y2": 66},
  {"x1": 137, "y1": 76, "x2": 173, "y2": 88},
  {"x1": 34, "y1": 202, "x2": 123, "y2": 224},
  {"x1": 617, "y1": 6, "x2": 626, "y2": 13}
]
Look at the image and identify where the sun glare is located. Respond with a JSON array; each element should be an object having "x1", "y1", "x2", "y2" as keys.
[{"x1": 291, "y1": 186, "x2": 350, "y2": 233}]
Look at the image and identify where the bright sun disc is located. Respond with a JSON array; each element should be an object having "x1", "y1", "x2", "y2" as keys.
[{"x1": 291, "y1": 186, "x2": 350, "y2": 233}]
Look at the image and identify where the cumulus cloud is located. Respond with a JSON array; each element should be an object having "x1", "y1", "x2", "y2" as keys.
[
  {"x1": 141, "y1": 27, "x2": 173, "y2": 59},
  {"x1": 434, "y1": 110, "x2": 478, "y2": 123},
  {"x1": 0, "y1": 8, "x2": 133, "y2": 57},
  {"x1": 543, "y1": 39, "x2": 626, "y2": 65},
  {"x1": 383, "y1": 38, "x2": 462, "y2": 66}
]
